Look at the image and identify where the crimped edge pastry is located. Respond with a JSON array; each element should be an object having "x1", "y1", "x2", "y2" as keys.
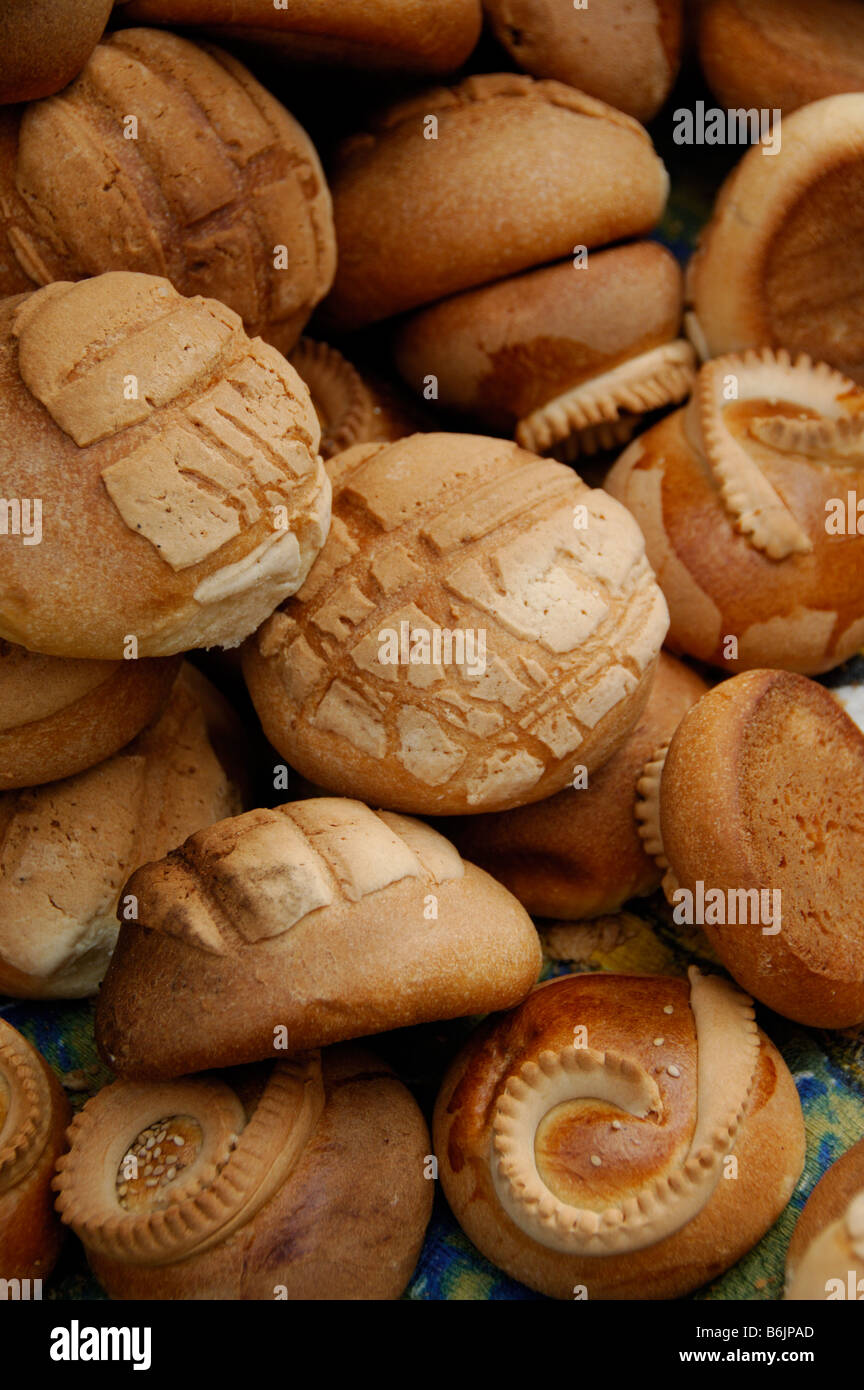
[
  {"x1": 0, "y1": 1022, "x2": 54, "y2": 1194},
  {"x1": 289, "y1": 339, "x2": 374, "y2": 458}
]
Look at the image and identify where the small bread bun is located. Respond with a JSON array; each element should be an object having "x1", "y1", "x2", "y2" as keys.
[
  {"x1": 445, "y1": 653, "x2": 708, "y2": 919},
  {"x1": 116, "y1": 0, "x2": 483, "y2": 75},
  {"x1": 785, "y1": 1138, "x2": 864, "y2": 1300},
  {"x1": 324, "y1": 74, "x2": 669, "y2": 330},
  {"x1": 686, "y1": 95, "x2": 864, "y2": 380},
  {"x1": 0, "y1": 642, "x2": 181, "y2": 791},
  {"x1": 0, "y1": 0, "x2": 112, "y2": 104},
  {"x1": 1, "y1": 28, "x2": 336, "y2": 353},
  {"x1": 699, "y1": 0, "x2": 864, "y2": 117},
  {"x1": 0, "y1": 666, "x2": 244, "y2": 999},
  {"x1": 605, "y1": 349, "x2": 864, "y2": 675},
  {"x1": 289, "y1": 339, "x2": 430, "y2": 459},
  {"x1": 486, "y1": 0, "x2": 683, "y2": 122},
  {"x1": 0, "y1": 1018, "x2": 71, "y2": 1286},
  {"x1": 54, "y1": 1047, "x2": 432, "y2": 1300},
  {"x1": 640, "y1": 669, "x2": 864, "y2": 1028},
  {"x1": 0, "y1": 110, "x2": 33, "y2": 298},
  {"x1": 95, "y1": 798, "x2": 542, "y2": 1079},
  {"x1": 0, "y1": 272, "x2": 330, "y2": 659},
  {"x1": 434, "y1": 969, "x2": 805, "y2": 1299},
  {"x1": 393, "y1": 243, "x2": 695, "y2": 458},
  {"x1": 243, "y1": 434, "x2": 668, "y2": 815}
]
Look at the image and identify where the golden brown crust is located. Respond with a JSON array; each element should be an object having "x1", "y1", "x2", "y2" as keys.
[
  {"x1": 785, "y1": 1138, "x2": 864, "y2": 1299},
  {"x1": 0, "y1": 0, "x2": 112, "y2": 104}
]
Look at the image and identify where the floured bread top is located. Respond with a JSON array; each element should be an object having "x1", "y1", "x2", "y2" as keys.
[{"x1": 0, "y1": 1017, "x2": 55, "y2": 1193}]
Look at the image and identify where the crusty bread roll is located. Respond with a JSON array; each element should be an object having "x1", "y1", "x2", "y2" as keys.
[
  {"x1": 0, "y1": 272, "x2": 330, "y2": 659},
  {"x1": 116, "y1": 0, "x2": 482, "y2": 74},
  {"x1": 0, "y1": 28, "x2": 336, "y2": 353},
  {"x1": 0, "y1": 1018, "x2": 70, "y2": 1286},
  {"x1": 393, "y1": 243, "x2": 695, "y2": 459},
  {"x1": 323, "y1": 74, "x2": 669, "y2": 330},
  {"x1": 0, "y1": 666, "x2": 244, "y2": 1000},
  {"x1": 95, "y1": 798, "x2": 542, "y2": 1079},
  {"x1": 0, "y1": 110, "x2": 33, "y2": 299},
  {"x1": 486, "y1": 0, "x2": 683, "y2": 122},
  {"x1": 289, "y1": 339, "x2": 430, "y2": 459},
  {"x1": 606, "y1": 349, "x2": 864, "y2": 675},
  {"x1": 435, "y1": 969, "x2": 805, "y2": 1299},
  {"x1": 0, "y1": 642, "x2": 181, "y2": 791},
  {"x1": 0, "y1": 0, "x2": 112, "y2": 104},
  {"x1": 243, "y1": 434, "x2": 668, "y2": 815},
  {"x1": 785, "y1": 1138, "x2": 864, "y2": 1300},
  {"x1": 639, "y1": 669, "x2": 864, "y2": 1028},
  {"x1": 445, "y1": 653, "x2": 708, "y2": 919},
  {"x1": 686, "y1": 95, "x2": 864, "y2": 380},
  {"x1": 54, "y1": 1047, "x2": 432, "y2": 1300}
]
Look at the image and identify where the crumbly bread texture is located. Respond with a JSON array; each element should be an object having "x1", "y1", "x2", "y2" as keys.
[
  {"x1": 95, "y1": 797, "x2": 542, "y2": 1079},
  {"x1": 243, "y1": 434, "x2": 668, "y2": 815},
  {"x1": 0, "y1": 666, "x2": 244, "y2": 1000},
  {"x1": 0, "y1": 272, "x2": 330, "y2": 659},
  {"x1": 54, "y1": 1047, "x2": 432, "y2": 1300},
  {"x1": 686, "y1": 95, "x2": 864, "y2": 380},
  {"x1": 444, "y1": 653, "x2": 708, "y2": 919},
  {"x1": 486, "y1": 0, "x2": 682, "y2": 122},
  {"x1": 785, "y1": 1138, "x2": 864, "y2": 1300},
  {"x1": 0, "y1": 1017, "x2": 71, "y2": 1285},
  {"x1": 0, "y1": 27, "x2": 336, "y2": 352},
  {"x1": 650, "y1": 669, "x2": 864, "y2": 1028},
  {"x1": 116, "y1": 0, "x2": 483, "y2": 75},
  {"x1": 699, "y1": 0, "x2": 864, "y2": 116},
  {"x1": 0, "y1": 642, "x2": 181, "y2": 791},
  {"x1": 605, "y1": 349, "x2": 864, "y2": 675},
  {"x1": 323, "y1": 74, "x2": 669, "y2": 330},
  {"x1": 290, "y1": 339, "x2": 429, "y2": 459},
  {"x1": 0, "y1": 0, "x2": 112, "y2": 104}
]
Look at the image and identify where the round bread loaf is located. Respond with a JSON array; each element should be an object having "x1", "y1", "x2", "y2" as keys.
[
  {"x1": 605, "y1": 349, "x2": 864, "y2": 675},
  {"x1": 323, "y1": 74, "x2": 669, "y2": 330},
  {"x1": 0, "y1": 1018, "x2": 71, "y2": 1286},
  {"x1": 434, "y1": 969, "x2": 805, "y2": 1299},
  {"x1": 0, "y1": 666, "x2": 244, "y2": 999},
  {"x1": 699, "y1": 0, "x2": 864, "y2": 117},
  {"x1": 0, "y1": 27, "x2": 336, "y2": 353},
  {"x1": 54, "y1": 1047, "x2": 432, "y2": 1300},
  {"x1": 243, "y1": 433, "x2": 668, "y2": 815},
  {"x1": 686, "y1": 95, "x2": 864, "y2": 380},
  {"x1": 393, "y1": 243, "x2": 695, "y2": 458},
  {"x1": 785, "y1": 1138, "x2": 864, "y2": 1300},
  {"x1": 445, "y1": 653, "x2": 708, "y2": 919},
  {"x1": 95, "y1": 797, "x2": 543, "y2": 1079},
  {"x1": 0, "y1": 0, "x2": 113, "y2": 105},
  {"x1": 289, "y1": 339, "x2": 429, "y2": 459},
  {"x1": 639, "y1": 669, "x2": 864, "y2": 1028},
  {"x1": 0, "y1": 642, "x2": 181, "y2": 791},
  {"x1": 486, "y1": 0, "x2": 682, "y2": 122},
  {"x1": 0, "y1": 272, "x2": 330, "y2": 659},
  {"x1": 0, "y1": 110, "x2": 33, "y2": 299}
]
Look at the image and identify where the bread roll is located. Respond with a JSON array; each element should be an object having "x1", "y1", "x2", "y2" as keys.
[
  {"x1": 686, "y1": 95, "x2": 864, "y2": 380},
  {"x1": 606, "y1": 349, "x2": 864, "y2": 675},
  {"x1": 393, "y1": 243, "x2": 695, "y2": 459},
  {"x1": 95, "y1": 798, "x2": 542, "y2": 1079},
  {"x1": 54, "y1": 1047, "x2": 432, "y2": 1300},
  {"x1": 0, "y1": 27, "x2": 336, "y2": 353},
  {"x1": 445, "y1": 653, "x2": 708, "y2": 919},
  {"x1": 0, "y1": 1018, "x2": 70, "y2": 1287},
  {"x1": 785, "y1": 1138, "x2": 864, "y2": 1300},
  {"x1": 486, "y1": 0, "x2": 682, "y2": 122},
  {"x1": 434, "y1": 969, "x2": 805, "y2": 1299},
  {"x1": 0, "y1": 642, "x2": 181, "y2": 791},
  {"x1": 0, "y1": 666, "x2": 244, "y2": 999},
  {"x1": 0, "y1": 272, "x2": 330, "y2": 659},
  {"x1": 639, "y1": 669, "x2": 864, "y2": 1028},
  {"x1": 289, "y1": 339, "x2": 430, "y2": 459},
  {"x1": 243, "y1": 434, "x2": 668, "y2": 815},
  {"x1": 323, "y1": 74, "x2": 669, "y2": 330},
  {"x1": 0, "y1": 0, "x2": 112, "y2": 104}
]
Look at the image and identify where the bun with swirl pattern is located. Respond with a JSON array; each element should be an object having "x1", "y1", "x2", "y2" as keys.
[{"x1": 785, "y1": 1137, "x2": 864, "y2": 1300}]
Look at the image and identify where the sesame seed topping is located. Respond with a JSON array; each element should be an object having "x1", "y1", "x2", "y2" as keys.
[
  {"x1": 173, "y1": 1135, "x2": 184, "y2": 1146},
  {"x1": 663, "y1": 1005, "x2": 674, "y2": 1015},
  {"x1": 668, "y1": 1065, "x2": 681, "y2": 1078},
  {"x1": 611, "y1": 1121, "x2": 621, "y2": 1130},
  {"x1": 590, "y1": 1155, "x2": 602, "y2": 1167},
  {"x1": 653, "y1": 1037, "x2": 664, "y2": 1046}
]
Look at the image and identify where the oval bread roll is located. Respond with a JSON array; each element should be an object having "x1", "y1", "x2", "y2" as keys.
[{"x1": 0, "y1": 0, "x2": 113, "y2": 104}]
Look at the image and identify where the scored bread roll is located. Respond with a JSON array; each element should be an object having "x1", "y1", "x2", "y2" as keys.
[
  {"x1": 0, "y1": 666, "x2": 244, "y2": 999},
  {"x1": 0, "y1": 272, "x2": 330, "y2": 659},
  {"x1": 785, "y1": 1138, "x2": 864, "y2": 1300},
  {"x1": 0, "y1": 0, "x2": 112, "y2": 104},
  {"x1": 95, "y1": 798, "x2": 543, "y2": 1079},
  {"x1": 434, "y1": 969, "x2": 805, "y2": 1299},
  {"x1": 323, "y1": 74, "x2": 669, "y2": 330},
  {"x1": 639, "y1": 669, "x2": 864, "y2": 1028},
  {"x1": 54, "y1": 1047, "x2": 433, "y2": 1300}
]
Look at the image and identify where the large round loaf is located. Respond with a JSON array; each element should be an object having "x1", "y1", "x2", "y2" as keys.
[{"x1": 0, "y1": 0, "x2": 112, "y2": 104}]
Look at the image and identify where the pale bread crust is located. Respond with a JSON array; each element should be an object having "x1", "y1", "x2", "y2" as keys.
[
  {"x1": 785, "y1": 1138, "x2": 864, "y2": 1297},
  {"x1": 0, "y1": 0, "x2": 112, "y2": 104}
]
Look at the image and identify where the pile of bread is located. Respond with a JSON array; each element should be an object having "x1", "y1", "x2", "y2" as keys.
[{"x1": 2, "y1": 0, "x2": 864, "y2": 1303}]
